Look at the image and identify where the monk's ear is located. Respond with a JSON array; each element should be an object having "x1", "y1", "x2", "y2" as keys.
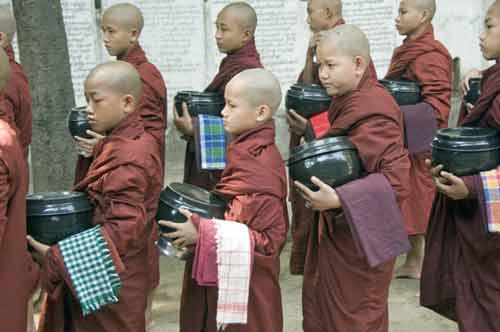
[
  {"x1": 129, "y1": 28, "x2": 140, "y2": 44},
  {"x1": 353, "y1": 56, "x2": 366, "y2": 76},
  {"x1": 242, "y1": 28, "x2": 252, "y2": 44},
  {"x1": 420, "y1": 9, "x2": 431, "y2": 24},
  {"x1": 0, "y1": 32, "x2": 8, "y2": 48},
  {"x1": 256, "y1": 104, "x2": 272, "y2": 122},
  {"x1": 122, "y1": 94, "x2": 137, "y2": 114}
]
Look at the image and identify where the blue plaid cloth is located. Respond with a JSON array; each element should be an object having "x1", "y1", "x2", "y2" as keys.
[
  {"x1": 59, "y1": 226, "x2": 121, "y2": 316},
  {"x1": 196, "y1": 114, "x2": 227, "y2": 170}
]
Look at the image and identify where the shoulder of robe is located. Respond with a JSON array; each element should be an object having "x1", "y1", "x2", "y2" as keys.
[
  {"x1": 137, "y1": 62, "x2": 167, "y2": 97},
  {"x1": 103, "y1": 134, "x2": 159, "y2": 169},
  {"x1": 352, "y1": 86, "x2": 402, "y2": 122}
]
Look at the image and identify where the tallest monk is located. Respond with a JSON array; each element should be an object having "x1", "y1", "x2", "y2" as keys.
[
  {"x1": 386, "y1": 0, "x2": 452, "y2": 279},
  {"x1": 174, "y1": 1, "x2": 263, "y2": 191},
  {"x1": 0, "y1": 5, "x2": 32, "y2": 160},
  {"x1": 286, "y1": 0, "x2": 344, "y2": 275}
]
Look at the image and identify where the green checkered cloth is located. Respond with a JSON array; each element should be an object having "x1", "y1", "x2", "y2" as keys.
[
  {"x1": 59, "y1": 226, "x2": 121, "y2": 316},
  {"x1": 196, "y1": 114, "x2": 227, "y2": 170}
]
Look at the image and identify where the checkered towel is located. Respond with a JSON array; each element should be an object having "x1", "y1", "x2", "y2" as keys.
[
  {"x1": 195, "y1": 114, "x2": 227, "y2": 170},
  {"x1": 480, "y1": 167, "x2": 500, "y2": 233},
  {"x1": 59, "y1": 226, "x2": 121, "y2": 316},
  {"x1": 213, "y1": 218, "x2": 253, "y2": 329}
]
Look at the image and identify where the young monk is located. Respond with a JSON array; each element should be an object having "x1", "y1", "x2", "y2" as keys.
[
  {"x1": 386, "y1": 0, "x2": 452, "y2": 279},
  {"x1": 294, "y1": 25, "x2": 412, "y2": 332},
  {"x1": 421, "y1": 2, "x2": 500, "y2": 330},
  {"x1": 0, "y1": 47, "x2": 38, "y2": 332},
  {"x1": 29, "y1": 61, "x2": 163, "y2": 332},
  {"x1": 0, "y1": 5, "x2": 32, "y2": 160},
  {"x1": 174, "y1": 1, "x2": 263, "y2": 191},
  {"x1": 162, "y1": 69, "x2": 288, "y2": 332},
  {"x1": 287, "y1": 0, "x2": 344, "y2": 275}
]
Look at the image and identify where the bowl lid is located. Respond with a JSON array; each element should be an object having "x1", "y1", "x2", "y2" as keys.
[
  {"x1": 27, "y1": 191, "x2": 93, "y2": 216},
  {"x1": 287, "y1": 136, "x2": 357, "y2": 165},
  {"x1": 432, "y1": 127, "x2": 500, "y2": 151},
  {"x1": 379, "y1": 79, "x2": 421, "y2": 93},
  {"x1": 159, "y1": 182, "x2": 226, "y2": 214},
  {"x1": 286, "y1": 83, "x2": 331, "y2": 101},
  {"x1": 174, "y1": 91, "x2": 225, "y2": 102}
]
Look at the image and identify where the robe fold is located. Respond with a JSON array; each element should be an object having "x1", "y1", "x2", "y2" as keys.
[
  {"x1": 386, "y1": 24, "x2": 452, "y2": 235},
  {"x1": 1, "y1": 45, "x2": 32, "y2": 159},
  {"x1": 0, "y1": 117, "x2": 39, "y2": 332},
  {"x1": 75, "y1": 43, "x2": 167, "y2": 290},
  {"x1": 302, "y1": 69, "x2": 411, "y2": 332},
  {"x1": 421, "y1": 61, "x2": 500, "y2": 332},
  {"x1": 39, "y1": 112, "x2": 163, "y2": 332},
  {"x1": 183, "y1": 39, "x2": 263, "y2": 191},
  {"x1": 180, "y1": 121, "x2": 288, "y2": 332}
]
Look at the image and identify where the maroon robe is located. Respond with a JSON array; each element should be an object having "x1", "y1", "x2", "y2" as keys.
[
  {"x1": 385, "y1": 24, "x2": 452, "y2": 235},
  {"x1": 183, "y1": 39, "x2": 263, "y2": 191},
  {"x1": 0, "y1": 116, "x2": 39, "y2": 332},
  {"x1": 180, "y1": 121, "x2": 288, "y2": 332},
  {"x1": 421, "y1": 61, "x2": 500, "y2": 332},
  {"x1": 38, "y1": 112, "x2": 163, "y2": 332},
  {"x1": 302, "y1": 69, "x2": 411, "y2": 332},
  {"x1": 74, "y1": 43, "x2": 167, "y2": 290},
  {"x1": 0, "y1": 45, "x2": 32, "y2": 159}
]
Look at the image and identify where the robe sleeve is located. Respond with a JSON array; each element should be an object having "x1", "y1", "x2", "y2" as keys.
[
  {"x1": 224, "y1": 194, "x2": 287, "y2": 256},
  {"x1": 484, "y1": 94, "x2": 500, "y2": 129},
  {"x1": 348, "y1": 115, "x2": 411, "y2": 205},
  {"x1": 411, "y1": 51, "x2": 452, "y2": 126},
  {"x1": 139, "y1": 71, "x2": 166, "y2": 144},
  {"x1": 0, "y1": 159, "x2": 9, "y2": 247}
]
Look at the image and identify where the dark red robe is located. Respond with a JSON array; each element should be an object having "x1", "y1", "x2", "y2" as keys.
[
  {"x1": 38, "y1": 112, "x2": 163, "y2": 332},
  {"x1": 180, "y1": 121, "x2": 288, "y2": 332},
  {"x1": 0, "y1": 116, "x2": 39, "y2": 332},
  {"x1": 421, "y1": 61, "x2": 500, "y2": 332},
  {"x1": 0, "y1": 45, "x2": 32, "y2": 159},
  {"x1": 302, "y1": 69, "x2": 411, "y2": 332},
  {"x1": 183, "y1": 39, "x2": 263, "y2": 191},
  {"x1": 74, "y1": 43, "x2": 167, "y2": 290},
  {"x1": 385, "y1": 24, "x2": 452, "y2": 235}
]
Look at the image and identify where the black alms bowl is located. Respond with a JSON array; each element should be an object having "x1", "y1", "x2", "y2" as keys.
[
  {"x1": 464, "y1": 78, "x2": 481, "y2": 105},
  {"x1": 67, "y1": 106, "x2": 91, "y2": 138},
  {"x1": 431, "y1": 127, "x2": 500, "y2": 176},
  {"x1": 379, "y1": 79, "x2": 421, "y2": 105},
  {"x1": 174, "y1": 91, "x2": 225, "y2": 117},
  {"x1": 285, "y1": 83, "x2": 332, "y2": 119},
  {"x1": 27, "y1": 191, "x2": 93, "y2": 245},
  {"x1": 156, "y1": 182, "x2": 226, "y2": 233},
  {"x1": 287, "y1": 136, "x2": 363, "y2": 190}
]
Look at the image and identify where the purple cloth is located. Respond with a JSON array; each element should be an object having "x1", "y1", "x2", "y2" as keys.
[
  {"x1": 192, "y1": 217, "x2": 218, "y2": 286},
  {"x1": 400, "y1": 102, "x2": 438, "y2": 155},
  {"x1": 336, "y1": 173, "x2": 411, "y2": 267}
]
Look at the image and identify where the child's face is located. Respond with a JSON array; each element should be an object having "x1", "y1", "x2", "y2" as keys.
[
  {"x1": 395, "y1": 0, "x2": 425, "y2": 37},
  {"x1": 221, "y1": 81, "x2": 261, "y2": 135},
  {"x1": 307, "y1": 0, "x2": 331, "y2": 33},
  {"x1": 317, "y1": 42, "x2": 363, "y2": 97},
  {"x1": 215, "y1": 10, "x2": 250, "y2": 54},
  {"x1": 480, "y1": 5, "x2": 500, "y2": 61},
  {"x1": 101, "y1": 14, "x2": 138, "y2": 57},
  {"x1": 84, "y1": 78, "x2": 129, "y2": 134}
]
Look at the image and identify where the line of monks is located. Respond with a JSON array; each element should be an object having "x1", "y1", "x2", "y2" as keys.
[{"x1": 0, "y1": 0, "x2": 499, "y2": 331}]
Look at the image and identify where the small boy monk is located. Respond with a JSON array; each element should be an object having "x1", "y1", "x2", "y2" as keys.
[
  {"x1": 0, "y1": 5, "x2": 32, "y2": 160},
  {"x1": 286, "y1": 0, "x2": 344, "y2": 275},
  {"x1": 294, "y1": 25, "x2": 412, "y2": 332},
  {"x1": 174, "y1": 1, "x2": 263, "y2": 191},
  {"x1": 29, "y1": 61, "x2": 163, "y2": 332},
  {"x1": 161, "y1": 68, "x2": 288, "y2": 332},
  {"x1": 421, "y1": 2, "x2": 500, "y2": 331},
  {"x1": 0, "y1": 48, "x2": 39, "y2": 332},
  {"x1": 386, "y1": 0, "x2": 452, "y2": 279}
]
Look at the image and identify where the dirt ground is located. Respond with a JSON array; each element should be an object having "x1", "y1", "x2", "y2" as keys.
[{"x1": 150, "y1": 242, "x2": 458, "y2": 332}]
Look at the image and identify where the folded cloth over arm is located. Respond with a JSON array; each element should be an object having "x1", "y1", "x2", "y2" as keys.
[
  {"x1": 400, "y1": 102, "x2": 437, "y2": 155},
  {"x1": 336, "y1": 173, "x2": 411, "y2": 267},
  {"x1": 192, "y1": 215, "x2": 218, "y2": 287},
  {"x1": 58, "y1": 226, "x2": 122, "y2": 316},
  {"x1": 194, "y1": 114, "x2": 227, "y2": 170},
  {"x1": 480, "y1": 166, "x2": 500, "y2": 233}
]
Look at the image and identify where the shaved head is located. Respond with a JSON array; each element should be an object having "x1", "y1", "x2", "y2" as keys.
[
  {"x1": 406, "y1": 0, "x2": 436, "y2": 20},
  {"x1": 313, "y1": 0, "x2": 342, "y2": 16},
  {"x1": 220, "y1": 2, "x2": 257, "y2": 34},
  {"x1": 0, "y1": 48, "x2": 10, "y2": 91},
  {"x1": 0, "y1": 5, "x2": 16, "y2": 42},
  {"x1": 319, "y1": 24, "x2": 370, "y2": 62},
  {"x1": 230, "y1": 68, "x2": 282, "y2": 112},
  {"x1": 103, "y1": 3, "x2": 144, "y2": 32},
  {"x1": 86, "y1": 61, "x2": 142, "y2": 101}
]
